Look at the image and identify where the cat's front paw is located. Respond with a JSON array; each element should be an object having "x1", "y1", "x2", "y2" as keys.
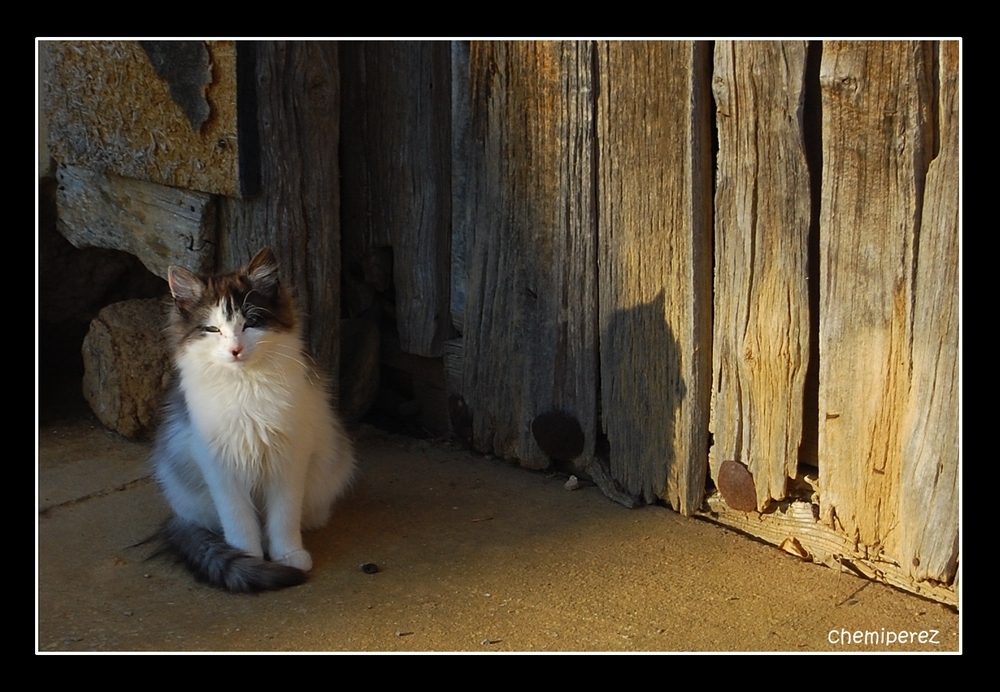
[{"x1": 275, "y1": 548, "x2": 312, "y2": 572}]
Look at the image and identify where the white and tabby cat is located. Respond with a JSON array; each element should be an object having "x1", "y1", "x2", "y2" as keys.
[{"x1": 152, "y1": 248, "x2": 355, "y2": 592}]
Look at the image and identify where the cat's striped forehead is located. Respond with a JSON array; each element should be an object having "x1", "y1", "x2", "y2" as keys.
[
  {"x1": 168, "y1": 263, "x2": 297, "y2": 344},
  {"x1": 201, "y1": 275, "x2": 258, "y2": 322}
]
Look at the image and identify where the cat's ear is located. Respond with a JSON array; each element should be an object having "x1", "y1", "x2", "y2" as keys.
[
  {"x1": 168, "y1": 266, "x2": 205, "y2": 306},
  {"x1": 245, "y1": 248, "x2": 280, "y2": 296}
]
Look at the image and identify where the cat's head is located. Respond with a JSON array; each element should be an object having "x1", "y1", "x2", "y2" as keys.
[{"x1": 166, "y1": 248, "x2": 298, "y2": 369}]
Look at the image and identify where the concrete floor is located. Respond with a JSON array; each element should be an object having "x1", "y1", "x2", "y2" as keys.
[{"x1": 37, "y1": 417, "x2": 960, "y2": 653}]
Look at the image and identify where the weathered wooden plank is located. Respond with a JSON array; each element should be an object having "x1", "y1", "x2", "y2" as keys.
[
  {"x1": 461, "y1": 41, "x2": 598, "y2": 470},
  {"x1": 340, "y1": 41, "x2": 452, "y2": 358},
  {"x1": 442, "y1": 337, "x2": 464, "y2": 397},
  {"x1": 217, "y1": 42, "x2": 342, "y2": 387},
  {"x1": 55, "y1": 163, "x2": 216, "y2": 279},
  {"x1": 710, "y1": 41, "x2": 811, "y2": 511},
  {"x1": 818, "y1": 42, "x2": 937, "y2": 556},
  {"x1": 41, "y1": 40, "x2": 245, "y2": 196},
  {"x1": 703, "y1": 494, "x2": 957, "y2": 607},
  {"x1": 900, "y1": 40, "x2": 960, "y2": 586},
  {"x1": 450, "y1": 40, "x2": 472, "y2": 337},
  {"x1": 597, "y1": 41, "x2": 713, "y2": 513}
]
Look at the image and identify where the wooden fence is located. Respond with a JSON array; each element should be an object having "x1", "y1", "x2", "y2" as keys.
[{"x1": 340, "y1": 40, "x2": 959, "y2": 605}]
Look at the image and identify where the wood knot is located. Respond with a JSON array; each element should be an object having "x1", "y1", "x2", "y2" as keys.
[
  {"x1": 531, "y1": 410, "x2": 584, "y2": 462},
  {"x1": 718, "y1": 460, "x2": 757, "y2": 512}
]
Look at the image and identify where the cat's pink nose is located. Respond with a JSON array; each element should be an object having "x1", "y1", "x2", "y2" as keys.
[{"x1": 230, "y1": 345, "x2": 243, "y2": 358}]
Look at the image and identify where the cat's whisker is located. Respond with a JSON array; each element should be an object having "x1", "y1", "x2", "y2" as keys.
[
  {"x1": 256, "y1": 341, "x2": 311, "y2": 369},
  {"x1": 241, "y1": 289, "x2": 278, "y2": 321}
]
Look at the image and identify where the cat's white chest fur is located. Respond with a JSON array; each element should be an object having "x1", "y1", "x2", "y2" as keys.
[{"x1": 176, "y1": 328, "x2": 312, "y2": 473}]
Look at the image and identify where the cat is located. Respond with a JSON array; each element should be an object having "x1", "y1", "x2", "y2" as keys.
[{"x1": 151, "y1": 248, "x2": 355, "y2": 593}]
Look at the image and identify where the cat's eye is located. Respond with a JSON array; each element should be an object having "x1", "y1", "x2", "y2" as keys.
[
  {"x1": 243, "y1": 316, "x2": 261, "y2": 330},
  {"x1": 202, "y1": 325, "x2": 220, "y2": 333}
]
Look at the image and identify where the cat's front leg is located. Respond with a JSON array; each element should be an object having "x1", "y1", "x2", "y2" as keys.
[
  {"x1": 191, "y1": 444, "x2": 264, "y2": 557},
  {"x1": 264, "y1": 450, "x2": 311, "y2": 571}
]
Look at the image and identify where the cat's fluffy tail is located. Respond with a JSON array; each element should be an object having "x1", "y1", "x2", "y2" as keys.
[{"x1": 159, "y1": 517, "x2": 307, "y2": 593}]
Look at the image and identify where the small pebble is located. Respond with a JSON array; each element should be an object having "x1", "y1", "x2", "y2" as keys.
[
  {"x1": 361, "y1": 562, "x2": 380, "y2": 574},
  {"x1": 564, "y1": 475, "x2": 581, "y2": 491}
]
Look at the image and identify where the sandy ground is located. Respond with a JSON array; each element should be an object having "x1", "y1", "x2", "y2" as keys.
[{"x1": 37, "y1": 418, "x2": 959, "y2": 653}]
